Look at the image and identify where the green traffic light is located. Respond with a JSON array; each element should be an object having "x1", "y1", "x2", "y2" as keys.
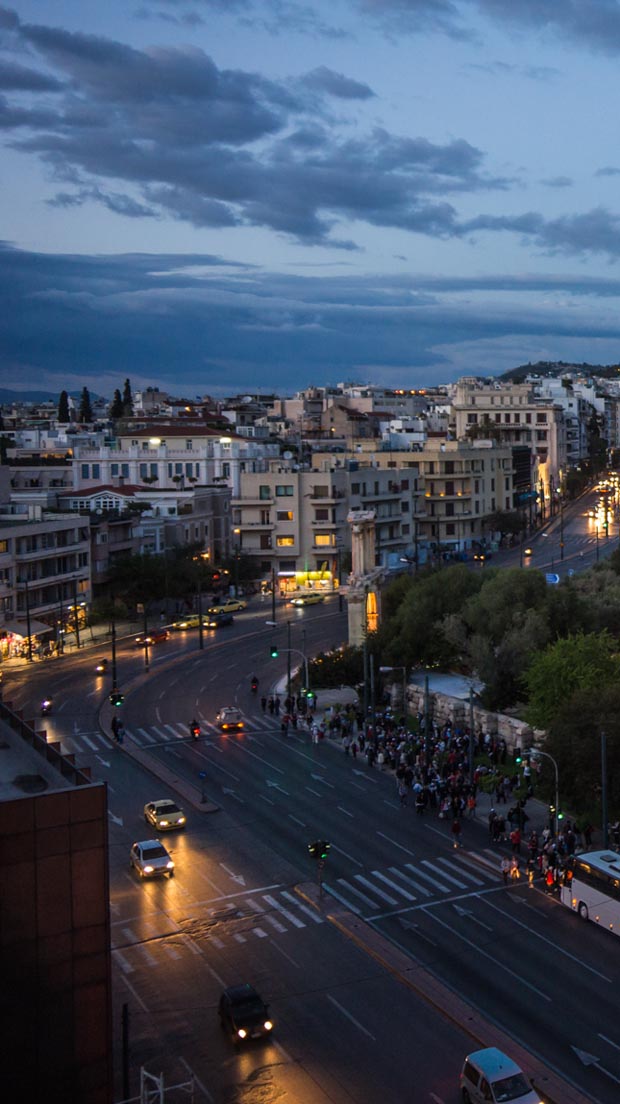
[{"x1": 270, "y1": 643, "x2": 279, "y2": 658}]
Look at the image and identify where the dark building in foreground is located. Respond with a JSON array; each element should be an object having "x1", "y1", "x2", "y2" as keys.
[{"x1": 0, "y1": 699, "x2": 112, "y2": 1104}]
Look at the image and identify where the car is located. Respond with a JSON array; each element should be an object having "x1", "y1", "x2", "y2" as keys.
[
  {"x1": 207, "y1": 598, "x2": 247, "y2": 615},
  {"x1": 134, "y1": 628, "x2": 170, "y2": 646},
  {"x1": 203, "y1": 611, "x2": 234, "y2": 628},
  {"x1": 218, "y1": 984, "x2": 273, "y2": 1042},
  {"x1": 460, "y1": 1047, "x2": 542, "y2": 1104},
  {"x1": 143, "y1": 800, "x2": 187, "y2": 831},
  {"x1": 289, "y1": 593, "x2": 324, "y2": 607},
  {"x1": 129, "y1": 839, "x2": 175, "y2": 878},
  {"x1": 216, "y1": 706, "x2": 245, "y2": 732},
  {"x1": 171, "y1": 615, "x2": 201, "y2": 631}
]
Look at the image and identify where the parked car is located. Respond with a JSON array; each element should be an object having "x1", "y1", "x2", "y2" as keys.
[
  {"x1": 143, "y1": 800, "x2": 187, "y2": 831},
  {"x1": 130, "y1": 839, "x2": 175, "y2": 878},
  {"x1": 218, "y1": 984, "x2": 273, "y2": 1042},
  {"x1": 204, "y1": 611, "x2": 234, "y2": 628},
  {"x1": 289, "y1": 593, "x2": 324, "y2": 607},
  {"x1": 134, "y1": 628, "x2": 170, "y2": 646},
  {"x1": 207, "y1": 598, "x2": 247, "y2": 615},
  {"x1": 216, "y1": 706, "x2": 245, "y2": 732}
]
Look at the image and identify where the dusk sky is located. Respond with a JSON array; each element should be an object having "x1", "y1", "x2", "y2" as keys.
[{"x1": 3, "y1": 1, "x2": 620, "y2": 399}]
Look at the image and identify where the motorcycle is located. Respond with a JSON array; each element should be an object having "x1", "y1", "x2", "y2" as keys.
[
  {"x1": 41, "y1": 698, "x2": 52, "y2": 716},
  {"x1": 95, "y1": 658, "x2": 109, "y2": 673},
  {"x1": 250, "y1": 676, "x2": 259, "y2": 693},
  {"x1": 190, "y1": 721, "x2": 200, "y2": 740}
]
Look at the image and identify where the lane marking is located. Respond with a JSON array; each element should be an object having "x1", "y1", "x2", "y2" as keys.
[{"x1": 327, "y1": 995, "x2": 376, "y2": 1040}]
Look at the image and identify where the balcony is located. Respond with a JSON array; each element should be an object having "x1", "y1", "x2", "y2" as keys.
[{"x1": 238, "y1": 520, "x2": 275, "y2": 530}]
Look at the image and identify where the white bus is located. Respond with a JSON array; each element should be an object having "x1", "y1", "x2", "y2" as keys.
[{"x1": 560, "y1": 850, "x2": 620, "y2": 935}]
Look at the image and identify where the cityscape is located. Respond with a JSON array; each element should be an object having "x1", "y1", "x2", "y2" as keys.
[{"x1": 5, "y1": 3, "x2": 620, "y2": 1104}]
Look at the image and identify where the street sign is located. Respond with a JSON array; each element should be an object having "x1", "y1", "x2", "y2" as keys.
[{"x1": 545, "y1": 573, "x2": 560, "y2": 585}]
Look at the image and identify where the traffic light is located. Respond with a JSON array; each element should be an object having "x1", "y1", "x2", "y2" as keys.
[
  {"x1": 308, "y1": 839, "x2": 330, "y2": 861},
  {"x1": 109, "y1": 690, "x2": 124, "y2": 707},
  {"x1": 306, "y1": 690, "x2": 315, "y2": 705},
  {"x1": 270, "y1": 643, "x2": 279, "y2": 658}
]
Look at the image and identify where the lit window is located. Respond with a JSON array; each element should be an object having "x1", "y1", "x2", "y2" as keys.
[{"x1": 277, "y1": 536, "x2": 295, "y2": 546}]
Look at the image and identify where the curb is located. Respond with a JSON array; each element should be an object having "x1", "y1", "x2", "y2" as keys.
[{"x1": 295, "y1": 881, "x2": 592, "y2": 1104}]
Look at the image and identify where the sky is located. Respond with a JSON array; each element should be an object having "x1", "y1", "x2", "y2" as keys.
[{"x1": 3, "y1": 2, "x2": 620, "y2": 399}]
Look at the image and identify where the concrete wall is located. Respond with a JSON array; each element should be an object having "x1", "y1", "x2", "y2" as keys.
[{"x1": 405, "y1": 684, "x2": 536, "y2": 752}]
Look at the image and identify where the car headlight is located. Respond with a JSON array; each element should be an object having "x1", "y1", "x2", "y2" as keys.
[
  {"x1": 166, "y1": 860, "x2": 175, "y2": 870},
  {"x1": 264, "y1": 1020, "x2": 273, "y2": 1031},
  {"x1": 237, "y1": 1028, "x2": 247, "y2": 1039},
  {"x1": 178, "y1": 817, "x2": 186, "y2": 824},
  {"x1": 159, "y1": 819, "x2": 169, "y2": 827},
  {"x1": 144, "y1": 865, "x2": 154, "y2": 873}
]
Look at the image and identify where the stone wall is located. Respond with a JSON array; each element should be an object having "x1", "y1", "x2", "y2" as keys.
[{"x1": 403, "y1": 684, "x2": 538, "y2": 753}]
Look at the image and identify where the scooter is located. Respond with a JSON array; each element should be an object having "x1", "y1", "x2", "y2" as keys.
[
  {"x1": 41, "y1": 698, "x2": 52, "y2": 716},
  {"x1": 250, "y1": 677, "x2": 259, "y2": 693},
  {"x1": 95, "y1": 658, "x2": 108, "y2": 673},
  {"x1": 190, "y1": 721, "x2": 200, "y2": 740}
]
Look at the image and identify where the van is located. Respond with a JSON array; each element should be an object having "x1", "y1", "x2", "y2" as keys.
[{"x1": 460, "y1": 1048, "x2": 543, "y2": 1104}]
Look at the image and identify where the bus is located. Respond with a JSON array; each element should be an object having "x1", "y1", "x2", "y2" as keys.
[{"x1": 560, "y1": 850, "x2": 620, "y2": 935}]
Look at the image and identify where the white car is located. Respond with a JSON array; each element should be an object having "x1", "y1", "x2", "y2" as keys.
[
  {"x1": 143, "y1": 800, "x2": 187, "y2": 831},
  {"x1": 130, "y1": 839, "x2": 175, "y2": 878},
  {"x1": 216, "y1": 706, "x2": 245, "y2": 732}
]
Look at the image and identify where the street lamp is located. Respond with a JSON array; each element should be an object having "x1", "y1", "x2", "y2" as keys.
[
  {"x1": 530, "y1": 748, "x2": 560, "y2": 837},
  {"x1": 20, "y1": 576, "x2": 33, "y2": 662},
  {"x1": 266, "y1": 620, "x2": 308, "y2": 703},
  {"x1": 379, "y1": 666, "x2": 407, "y2": 720},
  {"x1": 233, "y1": 527, "x2": 241, "y2": 596}
]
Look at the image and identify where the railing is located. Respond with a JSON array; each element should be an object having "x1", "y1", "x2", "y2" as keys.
[{"x1": 0, "y1": 695, "x2": 92, "y2": 786}]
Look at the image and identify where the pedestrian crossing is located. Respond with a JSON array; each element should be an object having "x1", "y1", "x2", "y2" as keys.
[
  {"x1": 111, "y1": 851, "x2": 501, "y2": 974},
  {"x1": 48, "y1": 712, "x2": 279, "y2": 755}
]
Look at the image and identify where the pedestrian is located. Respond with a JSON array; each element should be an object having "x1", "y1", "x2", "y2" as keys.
[
  {"x1": 260, "y1": 696, "x2": 267, "y2": 713},
  {"x1": 274, "y1": 695, "x2": 281, "y2": 716},
  {"x1": 268, "y1": 697, "x2": 275, "y2": 715},
  {"x1": 367, "y1": 744, "x2": 376, "y2": 769},
  {"x1": 451, "y1": 817, "x2": 462, "y2": 849},
  {"x1": 397, "y1": 780, "x2": 408, "y2": 807},
  {"x1": 510, "y1": 827, "x2": 521, "y2": 854},
  {"x1": 466, "y1": 794, "x2": 476, "y2": 819},
  {"x1": 501, "y1": 857, "x2": 511, "y2": 885},
  {"x1": 111, "y1": 715, "x2": 120, "y2": 741},
  {"x1": 351, "y1": 740, "x2": 358, "y2": 759},
  {"x1": 510, "y1": 855, "x2": 520, "y2": 880},
  {"x1": 280, "y1": 716, "x2": 289, "y2": 736}
]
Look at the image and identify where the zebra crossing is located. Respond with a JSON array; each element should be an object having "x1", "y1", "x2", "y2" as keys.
[
  {"x1": 111, "y1": 851, "x2": 500, "y2": 974},
  {"x1": 51, "y1": 713, "x2": 276, "y2": 755}
]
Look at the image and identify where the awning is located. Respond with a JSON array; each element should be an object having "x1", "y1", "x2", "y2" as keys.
[{"x1": 0, "y1": 619, "x2": 54, "y2": 638}]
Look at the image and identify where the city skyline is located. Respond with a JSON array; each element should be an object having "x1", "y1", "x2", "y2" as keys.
[{"x1": 3, "y1": 2, "x2": 620, "y2": 397}]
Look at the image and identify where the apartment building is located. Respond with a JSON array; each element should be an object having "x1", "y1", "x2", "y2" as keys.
[
  {"x1": 451, "y1": 378, "x2": 566, "y2": 511},
  {"x1": 232, "y1": 459, "x2": 414, "y2": 590},
  {"x1": 416, "y1": 438, "x2": 515, "y2": 556}
]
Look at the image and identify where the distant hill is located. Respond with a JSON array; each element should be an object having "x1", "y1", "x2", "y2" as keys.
[
  {"x1": 0, "y1": 389, "x2": 103, "y2": 403},
  {"x1": 499, "y1": 360, "x2": 620, "y2": 383}
]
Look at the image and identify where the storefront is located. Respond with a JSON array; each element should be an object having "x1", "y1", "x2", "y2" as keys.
[{"x1": 0, "y1": 618, "x2": 54, "y2": 660}]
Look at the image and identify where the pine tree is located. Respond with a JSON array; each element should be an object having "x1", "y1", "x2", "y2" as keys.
[
  {"x1": 109, "y1": 389, "x2": 123, "y2": 419},
  {"x1": 79, "y1": 386, "x2": 93, "y2": 423},
  {"x1": 58, "y1": 390, "x2": 70, "y2": 422},
  {"x1": 122, "y1": 378, "x2": 133, "y2": 416}
]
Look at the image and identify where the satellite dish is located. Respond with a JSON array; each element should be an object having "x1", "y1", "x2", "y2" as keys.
[{"x1": 283, "y1": 451, "x2": 293, "y2": 460}]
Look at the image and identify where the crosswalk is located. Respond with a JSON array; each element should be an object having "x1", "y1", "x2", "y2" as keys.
[
  {"x1": 111, "y1": 850, "x2": 501, "y2": 974},
  {"x1": 46, "y1": 712, "x2": 279, "y2": 755}
]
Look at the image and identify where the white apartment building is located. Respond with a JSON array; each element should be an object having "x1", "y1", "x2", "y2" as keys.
[
  {"x1": 416, "y1": 438, "x2": 515, "y2": 555},
  {"x1": 451, "y1": 378, "x2": 567, "y2": 511}
]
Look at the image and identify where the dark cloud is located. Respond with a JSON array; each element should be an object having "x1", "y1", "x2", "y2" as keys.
[
  {"x1": 541, "y1": 176, "x2": 573, "y2": 189},
  {"x1": 476, "y1": 0, "x2": 620, "y2": 55},
  {"x1": 3, "y1": 242, "x2": 620, "y2": 395},
  {"x1": 464, "y1": 207, "x2": 620, "y2": 260},
  {"x1": 0, "y1": 59, "x2": 62, "y2": 90},
  {"x1": 301, "y1": 66, "x2": 374, "y2": 99},
  {"x1": 595, "y1": 166, "x2": 620, "y2": 177}
]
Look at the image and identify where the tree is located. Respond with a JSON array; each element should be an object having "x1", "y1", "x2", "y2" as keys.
[
  {"x1": 109, "y1": 389, "x2": 123, "y2": 419},
  {"x1": 524, "y1": 630, "x2": 620, "y2": 730},
  {"x1": 546, "y1": 686, "x2": 620, "y2": 820},
  {"x1": 78, "y1": 386, "x2": 93, "y2": 423},
  {"x1": 122, "y1": 378, "x2": 133, "y2": 417},
  {"x1": 58, "y1": 390, "x2": 70, "y2": 422}
]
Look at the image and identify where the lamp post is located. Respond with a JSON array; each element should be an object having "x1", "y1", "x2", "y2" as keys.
[
  {"x1": 596, "y1": 525, "x2": 600, "y2": 562},
  {"x1": 379, "y1": 666, "x2": 407, "y2": 721},
  {"x1": 21, "y1": 575, "x2": 33, "y2": 662},
  {"x1": 266, "y1": 620, "x2": 301, "y2": 705},
  {"x1": 72, "y1": 575, "x2": 81, "y2": 649},
  {"x1": 531, "y1": 748, "x2": 560, "y2": 837},
  {"x1": 111, "y1": 606, "x2": 118, "y2": 695},
  {"x1": 233, "y1": 527, "x2": 241, "y2": 596},
  {"x1": 142, "y1": 606, "x2": 149, "y2": 672},
  {"x1": 559, "y1": 502, "x2": 564, "y2": 561}
]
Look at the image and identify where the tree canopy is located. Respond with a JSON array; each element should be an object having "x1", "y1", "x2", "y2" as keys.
[
  {"x1": 78, "y1": 386, "x2": 93, "y2": 423},
  {"x1": 58, "y1": 389, "x2": 70, "y2": 422}
]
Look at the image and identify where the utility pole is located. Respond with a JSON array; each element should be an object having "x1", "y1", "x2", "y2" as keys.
[
  {"x1": 424, "y1": 673, "x2": 431, "y2": 783},
  {"x1": 602, "y1": 729, "x2": 609, "y2": 849},
  {"x1": 143, "y1": 606, "x2": 149, "y2": 672},
  {"x1": 468, "y1": 685, "x2": 475, "y2": 787}
]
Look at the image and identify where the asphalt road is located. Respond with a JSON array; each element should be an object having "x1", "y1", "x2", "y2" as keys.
[{"x1": 6, "y1": 542, "x2": 620, "y2": 1103}]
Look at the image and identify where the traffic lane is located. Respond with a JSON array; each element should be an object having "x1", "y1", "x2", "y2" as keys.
[
  {"x1": 112, "y1": 883, "x2": 469, "y2": 1104},
  {"x1": 373, "y1": 884, "x2": 620, "y2": 1104}
]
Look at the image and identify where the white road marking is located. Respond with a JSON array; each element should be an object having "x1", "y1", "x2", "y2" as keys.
[{"x1": 327, "y1": 996, "x2": 376, "y2": 1040}]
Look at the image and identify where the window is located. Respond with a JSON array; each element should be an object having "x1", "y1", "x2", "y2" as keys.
[
  {"x1": 150, "y1": 463, "x2": 158, "y2": 477},
  {"x1": 526, "y1": 413, "x2": 532, "y2": 424},
  {"x1": 277, "y1": 510, "x2": 294, "y2": 521},
  {"x1": 259, "y1": 485, "x2": 271, "y2": 500},
  {"x1": 314, "y1": 508, "x2": 328, "y2": 521},
  {"x1": 111, "y1": 463, "x2": 118, "y2": 476},
  {"x1": 351, "y1": 483, "x2": 360, "y2": 494},
  {"x1": 0, "y1": 540, "x2": 7, "y2": 553},
  {"x1": 444, "y1": 461, "x2": 454, "y2": 475},
  {"x1": 401, "y1": 479, "x2": 409, "y2": 490},
  {"x1": 121, "y1": 463, "x2": 129, "y2": 478},
  {"x1": 313, "y1": 485, "x2": 329, "y2": 498},
  {"x1": 536, "y1": 413, "x2": 546, "y2": 424},
  {"x1": 175, "y1": 463, "x2": 183, "y2": 475},
  {"x1": 259, "y1": 535, "x2": 272, "y2": 550},
  {"x1": 314, "y1": 534, "x2": 334, "y2": 546},
  {"x1": 401, "y1": 501, "x2": 409, "y2": 512},
  {"x1": 186, "y1": 440, "x2": 193, "y2": 451},
  {"x1": 139, "y1": 463, "x2": 147, "y2": 478},
  {"x1": 222, "y1": 462, "x2": 230, "y2": 477},
  {"x1": 277, "y1": 536, "x2": 295, "y2": 546},
  {"x1": 445, "y1": 481, "x2": 454, "y2": 496},
  {"x1": 276, "y1": 485, "x2": 294, "y2": 497},
  {"x1": 261, "y1": 510, "x2": 271, "y2": 523},
  {"x1": 81, "y1": 464, "x2": 89, "y2": 478},
  {"x1": 504, "y1": 413, "x2": 511, "y2": 423},
  {"x1": 495, "y1": 413, "x2": 501, "y2": 423},
  {"x1": 467, "y1": 413, "x2": 478, "y2": 424},
  {"x1": 185, "y1": 463, "x2": 193, "y2": 476}
]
